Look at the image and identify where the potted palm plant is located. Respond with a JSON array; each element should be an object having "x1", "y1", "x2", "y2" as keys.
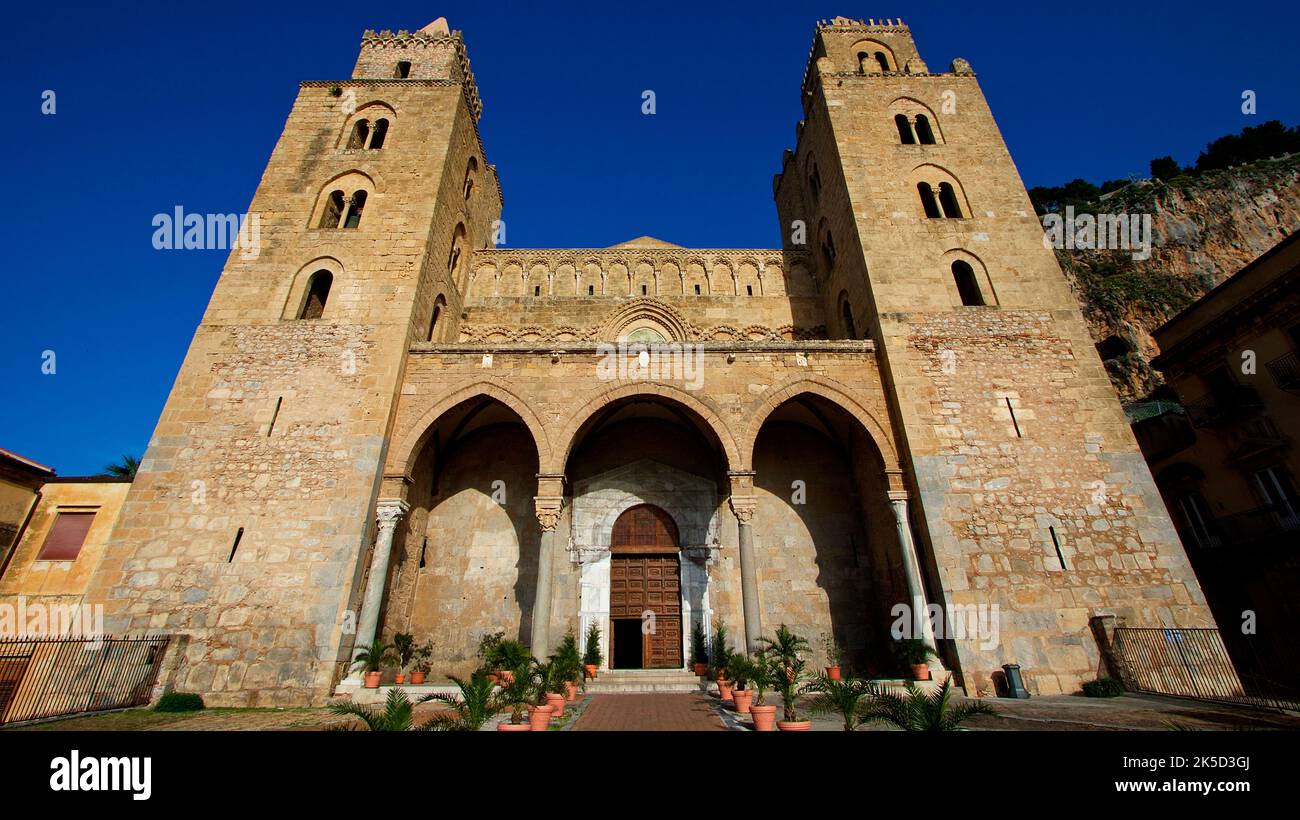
[
  {"x1": 328, "y1": 688, "x2": 417, "y2": 730},
  {"x1": 583, "y1": 623, "x2": 603, "y2": 679},
  {"x1": 539, "y1": 658, "x2": 568, "y2": 720},
  {"x1": 760, "y1": 624, "x2": 811, "y2": 730},
  {"x1": 393, "y1": 632, "x2": 415, "y2": 684},
  {"x1": 554, "y1": 631, "x2": 583, "y2": 701},
  {"x1": 805, "y1": 673, "x2": 877, "y2": 731},
  {"x1": 747, "y1": 649, "x2": 777, "y2": 731},
  {"x1": 351, "y1": 638, "x2": 398, "y2": 689},
  {"x1": 728, "y1": 654, "x2": 755, "y2": 714},
  {"x1": 862, "y1": 679, "x2": 995, "y2": 730},
  {"x1": 820, "y1": 633, "x2": 844, "y2": 681},
  {"x1": 691, "y1": 621, "x2": 709, "y2": 676},
  {"x1": 710, "y1": 621, "x2": 733, "y2": 701},
  {"x1": 497, "y1": 661, "x2": 538, "y2": 731},
  {"x1": 425, "y1": 670, "x2": 500, "y2": 731},
  {"x1": 410, "y1": 640, "x2": 432, "y2": 685},
  {"x1": 893, "y1": 638, "x2": 938, "y2": 681}
]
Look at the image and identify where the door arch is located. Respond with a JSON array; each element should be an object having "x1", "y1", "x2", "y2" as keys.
[{"x1": 609, "y1": 504, "x2": 683, "y2": 669}]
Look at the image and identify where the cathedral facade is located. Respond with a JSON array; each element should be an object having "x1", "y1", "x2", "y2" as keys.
[{"x1": 85, "y1": 16, "x2": 1216, "y2": 705}]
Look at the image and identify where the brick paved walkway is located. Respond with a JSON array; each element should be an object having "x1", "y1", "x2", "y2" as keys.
[{"x1": 571, "y1": 693, "x2": 726, "y2": 731}]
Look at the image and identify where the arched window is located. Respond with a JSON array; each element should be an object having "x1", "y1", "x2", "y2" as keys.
[
  {"x1": 369, "y1": 118, "x2": 389, "y2": 150},
  {"x1": 347, "y1": 120, "x2": 370, "y2": 149},
  {"x1": 319, "y1": 190, "x2": 345, "y2": 228},
  {"x1": 915, "y1": 115, "x2": 936, "y2": 145},
  {"x1": 299, "y1": 270, "x2": 333, "y2": 319},
  {"x1": 820, "y1": 228, "x2": 836, "y2": 271},
  {"x1": 807, "y1": 159, "x2": 822, "y2": 200},
  {"x1": 857, "y1": 52, "x2": 871, "y2": 73},
  {"x1": 427, "y1": 294, "x2": 445, "y2": 341},
  {"x1": 875, "y1": 52, "x2": 890, "y2": 72},
  {"x1": 952, "y1": 261, "x2": 984, "y2": 306},
  {"x1": 895, "y1": 114, "x2": 916, "y2": 145},
  {"x1": 938, "y1": 182, "x2": 963, "y2": 218},
  {"x1": 918, "y1": 182, "x2": 942, "y2": 218},
  {"x1": 343, "y1": 191, "x2": 367, "y2": 228},
  {"x1": 463, "y1": 156, "x2": 478, "y2": 201},
  {"x1": 395, "y1": 61, "x2": 411, "y2": 79},
  {"x1": 447, "y1": 223, "x2": 467, "y2": 277},
  {"x1": 840, "y1": 295, "x2": 857, "y2": 339}
]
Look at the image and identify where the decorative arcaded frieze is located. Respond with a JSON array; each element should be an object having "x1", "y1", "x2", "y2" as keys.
[
  {"x1": 452, "y1": 322, "x2": 836, "y2": 345},
  {"x1": 409, "y1": 339, "x2": 872, "y2": 353}
]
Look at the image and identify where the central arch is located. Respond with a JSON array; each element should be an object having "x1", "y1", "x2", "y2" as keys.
[{"x1": 609, "y1": 504, "x2": 683, "y2": 669}]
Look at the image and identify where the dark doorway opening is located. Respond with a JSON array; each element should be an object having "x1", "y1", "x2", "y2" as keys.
[{"x1": 612, "y1": 619, "x2": 643, "y2": 669}]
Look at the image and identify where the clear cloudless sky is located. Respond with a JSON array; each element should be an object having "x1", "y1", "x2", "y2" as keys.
[{"x1": 2, "y1": 0, "x2": 1297, "y2": 474}]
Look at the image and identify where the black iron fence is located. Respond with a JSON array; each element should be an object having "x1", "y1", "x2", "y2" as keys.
[
  {"x1": 1113, "y1": 626, "x2": 1300, "y2": 710},
  {"x1": 0, "y1": 636, "x2": 170, "y2": 725}
]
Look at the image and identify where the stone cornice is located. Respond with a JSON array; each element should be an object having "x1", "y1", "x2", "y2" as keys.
[{"x1": 470, "y1": 247, "x2": 806, "y2": 268}]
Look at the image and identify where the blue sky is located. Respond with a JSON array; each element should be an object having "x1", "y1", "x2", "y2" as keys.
[{"x1": 2, "y1": 0, "x2": 1297, "y2": 474}]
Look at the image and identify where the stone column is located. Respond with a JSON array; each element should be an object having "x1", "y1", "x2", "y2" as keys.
[
  {"x1": 530, "y1": 476, "x2": 566, "y2": 658},
  {"x1": 729, "y1": 471, "x2": 762, "y2": 653},
  {"x1": 349, "y1": 498, "x2": 408, "y2": 678},
  {"x1": 888, "y1": 491, "x2": 943, "y2": 670}
]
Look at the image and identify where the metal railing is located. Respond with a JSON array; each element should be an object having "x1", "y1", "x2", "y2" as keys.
[
  {"x1": 1266, "y1": 352, "x2": 1300, "y2": 391},
  {"x1": 0, "y1": 636, "x2": 169, "y2": 725},
  {"x1": 1113, "y1": 627, "x2": 1300, "y2": 710},
  {"x1": 1183, "y1": 504, "x2": 1300, "y2": 550},
  {"x1": 1183, "y1": 386, "x2": 1263, "y2": 429}
]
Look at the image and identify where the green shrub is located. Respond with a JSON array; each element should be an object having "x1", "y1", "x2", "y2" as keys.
[
  {"x1": 155, "y1": 692, "x2": 205, "y2": 712},
  {"x1": 1081, "y1": 678, "x2": 1125, "y2": 698}
]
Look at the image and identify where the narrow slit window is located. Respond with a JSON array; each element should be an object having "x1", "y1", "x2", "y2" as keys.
[
  {"x1": 1006, "y1": 397, "x2": 1022, "y2": 437},
  {"x1": 267, "y1": 396, "x2": 283, "y2": 436},
  {"x1": 228, "y1": 527, "x2": 245, "y2": 562},
  {"x1": 694, "y1": 284, "x2": 701, "y2": 295},
  {"x1": 534, "y1": 285, "x2": 541, "y2": 296},
  {"x1": 588, "y1": 285, "x2": 595, "y2": 295},
  {"x1": 641, "y1": 285, "x2": 647, "y2": 295},
  {"x1": 1049, "y1": 526, "x2": 1067, "y2": 570},
  {"x1": 746, "y1": 285, "x2": 753, "y2": 296}
]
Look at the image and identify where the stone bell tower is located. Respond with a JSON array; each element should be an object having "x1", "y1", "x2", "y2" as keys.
[
  {"x1": 774, "y1": 17, "x2": 1216, "y2": 694},
  {"x1": 87, "y1": 18, "x2": 501, "y2": 705}
]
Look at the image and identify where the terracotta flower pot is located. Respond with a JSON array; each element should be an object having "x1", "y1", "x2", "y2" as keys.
[
  {"x1": 527, "y1": 703, "x2": 554, "y2": 732},
  {"x1": 910, "y1": 664, "x2": 931, "y2": 682},
  {"x1": 718, "y1": 679, "x2": 734, "y2": 702},
  {"x1": 825, "y1": 666, "x2": 842, "y2": 681},
  {"x1": 750, "y1": 705, "x2": 777, "y2": 732},
  {"x1": 733, "y1": 689, "x2": 754, "y2": 714},
  {"x1": 498, "y1": 670, "x2": 515, "y2": 685},
  {"x1": 410, "y1": 671, "x2": 426, "y2": 685},
  {"x1": 777, "y1": 720, "x2": 812, "y2": 731},
  {"x1": 693, "y1": 662, "x2": 708, "y2": 676},
  {"x1": 363, "y1": 671, "x2": 381, "y2": 689},
  {"x1": 394, "y1": 673, "x2": 406, "y2": 684},
  {"x1": 546, "y1": 692, "x2": 566, "y2": 720},
  {"x1": 497, "y1": 720, "x2": 531, "y2": 732},
  {"x1": 584, "y1": 664, "x2": 598, "y2": 680},
  {"x1": 565, "y1": 680, "x2": 579, "y2": 701}
]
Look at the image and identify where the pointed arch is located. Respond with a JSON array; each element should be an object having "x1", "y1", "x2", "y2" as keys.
[{"x1": 742, "y1": 375, "x2": 899, "y2": 472}]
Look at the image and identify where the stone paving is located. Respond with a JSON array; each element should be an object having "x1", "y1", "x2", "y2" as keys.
[
  {"x1": 571, "y1": 693, "x2": 726, "y2": 731},
  {"x1": 11, "y1": 690, "x2": 1299, "y2": 732}
]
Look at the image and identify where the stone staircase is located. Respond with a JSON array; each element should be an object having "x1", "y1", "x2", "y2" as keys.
[{"x1": 584, "y1": 669, "x2": 703, "y2": 693}]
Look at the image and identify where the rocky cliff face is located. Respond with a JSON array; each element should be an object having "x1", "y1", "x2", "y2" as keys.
[{"x1": 1056, "y1": 155, "x2": 1300, "y2": 404}]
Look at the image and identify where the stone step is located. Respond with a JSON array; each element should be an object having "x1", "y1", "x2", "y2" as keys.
[{"x1": 585, "y1": 669, "x2": 703, "y2": 693}]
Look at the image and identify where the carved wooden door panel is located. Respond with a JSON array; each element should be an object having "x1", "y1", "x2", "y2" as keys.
[{"x1": 609, "y1": 505, "x2": 683, "y2": 669}]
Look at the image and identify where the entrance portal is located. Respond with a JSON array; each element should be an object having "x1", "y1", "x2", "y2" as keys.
[{"x1": 609, "y1": 505, "x2": 683, "y2": 669}]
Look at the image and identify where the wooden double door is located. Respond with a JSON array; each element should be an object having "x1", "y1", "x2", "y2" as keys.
[{"x1": 608, "y1": 505, "x2": 683, "y2": 669}]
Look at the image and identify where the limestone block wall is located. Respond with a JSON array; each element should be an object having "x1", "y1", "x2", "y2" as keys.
[{"x1": 86, "y1": 43, "x2": 496, "y2": 704}]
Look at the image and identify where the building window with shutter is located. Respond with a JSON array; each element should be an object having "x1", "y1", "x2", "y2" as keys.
[{"x1": 37, "y1": 510, "x2": 97, "y2": 561}]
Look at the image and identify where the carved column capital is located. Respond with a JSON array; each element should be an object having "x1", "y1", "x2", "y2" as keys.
[
  {"x1": 375, "y1": 499, "x2": 410, "y2": 529},
  {"x1": 534, "y1": 496, "x2": 564, "y2": 532},
  {"x1": 729, "y1": 496, "x2": 757, "y2": 525}
]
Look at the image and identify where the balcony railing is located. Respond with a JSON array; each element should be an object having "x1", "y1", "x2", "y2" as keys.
[
  {"x1": 1266, "y1": 352, "x2": 1300, "y2": 391},
  {"x1": 1129, "y1": 402, "x2": 1197, "y2": 460},
  {"x1": 1183, "y1": 385, "x2": 1264, "y2": 429}
]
